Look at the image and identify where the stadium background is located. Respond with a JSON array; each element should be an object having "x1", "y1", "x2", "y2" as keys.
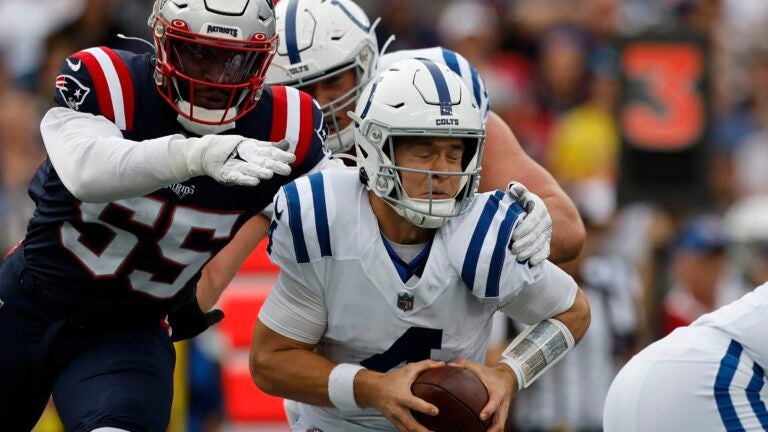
[{"x1": 1, "y1": 0, "x2": 766, "y2": 430}]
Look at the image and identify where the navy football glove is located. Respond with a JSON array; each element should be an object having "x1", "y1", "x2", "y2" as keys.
[{"x1": 168, "y1": 298, "x2": 224, "y2": 342}]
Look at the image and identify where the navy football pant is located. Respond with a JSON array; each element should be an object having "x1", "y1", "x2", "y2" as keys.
[{"x1": 0, "y1": 251, "x2": 175, "y2": 432}]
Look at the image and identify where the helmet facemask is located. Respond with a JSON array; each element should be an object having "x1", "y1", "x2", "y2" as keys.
[
  {"x1": 151, "y1": 15, "x2": 277, "y2": 132},
  {"x1": 354, "y1": 116, "x2": 484, "y2": 229}
]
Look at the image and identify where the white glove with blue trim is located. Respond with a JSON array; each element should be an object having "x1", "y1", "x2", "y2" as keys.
[{"x1": 506, "y1": 182, "x2": 552, "y2": 265}]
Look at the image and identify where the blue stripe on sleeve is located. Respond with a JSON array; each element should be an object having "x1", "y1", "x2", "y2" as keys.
[
  {"x1": 283, "y1": 182, "x2": 310, "y2": 263},
  {"x1": 485, "y1": 202, "x2": 524, "y2": 298},
  {"x1": 285, "y1": 0, "x2": 302, "y2": 64},
  {"x1": 715, "y1": 340, "x2": 746, "y2": 432},
  {"x1": 418, "y1": 59, "x2": 452, "y2": 116},
  {"x1": 309, "y1": 173, "x2": 332, "y2": 258},
  {"x1": 461, "y1": 190, "x2": 505, "y2": 290},
  {"x1": 746, "y1": 361, "x2": 768, "y2": 429}
]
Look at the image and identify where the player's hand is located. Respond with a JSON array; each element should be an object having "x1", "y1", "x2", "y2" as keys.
[
  {"x1": 506, "y1": 181, "x2": 552, "y2": 265},
  {"x1": 174, "y1": 135, "x2": 296, "y2": 186},
  {"x1": 357, "y1": 359, "x2": 444, "y2": 432},
  {"x1": 449, "y1": 359, "x2": 518, "y2": 432},
  {"x1": 167, "y1": 297, "x2": 224, "y2": 342}
]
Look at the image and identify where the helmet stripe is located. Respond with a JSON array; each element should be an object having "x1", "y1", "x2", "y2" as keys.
[
  {"x1": 330, "y1": 0, "x2": 370, "y2": 32},
  {"x1": 418, "y1": 59, "x2": 452, "y2": 116},
  {"x1": 285, "y1": 0, "x2": 302, "y2": 64},
  {"x1": 359, "y1": 81, "x2": 379, "y2": 121}
]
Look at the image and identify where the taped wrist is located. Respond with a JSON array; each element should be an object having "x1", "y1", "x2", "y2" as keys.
[
  {"x1": 499, "y1": 318, "x2": 574, "y2": 391},
  {"x1": 328, "y1": 363, "x2": 365, "y2": 412}
]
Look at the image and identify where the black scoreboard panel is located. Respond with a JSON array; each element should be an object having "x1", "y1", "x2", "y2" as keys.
[{"x1": 618, "y1": 33, "x2": 711, "y2": 209}]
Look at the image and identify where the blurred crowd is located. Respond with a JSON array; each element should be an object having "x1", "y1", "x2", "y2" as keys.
[{"x1": 4, "y1": 0, "x2": 768, "y2": 431}]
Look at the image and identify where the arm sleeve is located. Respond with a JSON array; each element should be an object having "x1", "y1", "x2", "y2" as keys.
[
  {"x1": 497, "y1": 261, "x2": 578, "y2": 324},
  {"x1": 259, "y1": 187, "x2": 328, "y2": 344},
  {"x1": 40, "y1": 107, "x2": 191, "y2": 203},
  {"x1": 258, "y1": 270, "x2": 327, "y2": 344}
]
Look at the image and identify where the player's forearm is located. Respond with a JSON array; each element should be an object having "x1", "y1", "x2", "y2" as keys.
[
  {"x1": 540, "y1": 190, "x2": 585, "y2": 263},
  {"x1": 249, "y1": 343, "x2": 336, "y2": 407},
  {"x1": 197, "y1": 215, "x2": 270, "y2": 310},
  {"x1": 552, "y1": 287, "x2": 591, "y2": 344},
  {"x1": 41, "y1": 107, "x2": 191, "y2": 202}
]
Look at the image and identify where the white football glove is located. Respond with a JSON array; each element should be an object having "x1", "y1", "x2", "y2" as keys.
[
  {"x1": 170, "y1": 135, "x2": 296, "y2": 186},
  {"x1": 506, "y1": 182, "x2": 552, "y2": 265}
]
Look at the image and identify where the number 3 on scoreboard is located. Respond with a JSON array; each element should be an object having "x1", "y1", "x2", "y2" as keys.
[{"x1": 622, "y1": 42, "x2": 705, "y2": 151}]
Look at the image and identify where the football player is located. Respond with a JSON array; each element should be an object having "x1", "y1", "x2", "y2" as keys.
[
  {"x1": 0, "y1": 0, "x2": 337, "y2": 430},
  {"x1": 265, "y1": 0, "x2": 586, "y2": 266},
  {"x1": 250, "y1": 59, "x2": 590, "y2": 432},
  {"x1": 603, "y1": 197, "x2": 768, "y2": 432}
]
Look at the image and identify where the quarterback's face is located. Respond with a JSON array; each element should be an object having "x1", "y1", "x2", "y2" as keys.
[
  {"x1": 394, "y1": 137, "x2": 465, "y2": 199},
  {"x1": 302, "y1": 69, "x2": 357, "y2": 133}
]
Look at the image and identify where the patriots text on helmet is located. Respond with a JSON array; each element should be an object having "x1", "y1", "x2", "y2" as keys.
[{"x1": 206, "y1": 25, "x2": 239, "y2": 38}]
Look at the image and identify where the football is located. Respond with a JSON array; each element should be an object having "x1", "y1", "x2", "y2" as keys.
[{"x1": 410, "y1": 366, "x2": 493, "y2": 432}]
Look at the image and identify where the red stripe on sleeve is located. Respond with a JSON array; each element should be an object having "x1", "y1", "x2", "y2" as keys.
[
  {"x1": 102, "y1": 47, "x2": 135, "y2": 132},
  {"x1": 73, "y1": 51, "x2": 114, "y2": 122},
  {"x1": 294, "y1": 91, "x2": 315, "y2": 167},
  {"x1": 269, "y1": 86, "x2": 288, "y2": 142}
]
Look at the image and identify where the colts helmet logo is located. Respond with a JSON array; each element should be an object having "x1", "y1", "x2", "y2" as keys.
[{"x1": 56, "y1": 75, "x2": 91, "y2": 111}]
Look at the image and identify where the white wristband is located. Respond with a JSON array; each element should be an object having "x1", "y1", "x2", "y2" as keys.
[
  {"x1": 328, "y1": 363, "x2": 365, "y2": 412},
  {"x1": 499, "y1": 318, "x2": 575, "y2": 390},
  {"x1": 499, "y1": 357, "x2": 525, "y2": 392}
]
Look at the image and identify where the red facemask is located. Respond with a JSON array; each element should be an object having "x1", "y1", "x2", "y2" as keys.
[{"x1": 152, "y1": 17, "x2": 278, "y2": 125}]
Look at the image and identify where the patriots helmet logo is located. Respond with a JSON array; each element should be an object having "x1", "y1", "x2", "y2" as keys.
[{"x1": 56, "y1": 74, "x2": 91, "y2": 111}]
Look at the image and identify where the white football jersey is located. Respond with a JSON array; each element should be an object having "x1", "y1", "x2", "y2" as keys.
[
  {"x1": 260, "y1": 168, "x2": 577, "y2": 431},
  {"x1": 378, "y1": 47, "x2": 490, "y2": 122},
  {"x1": 692, "y1": 282, "x2": 768, "y2": 368},
  {"x1": 604, "y1": 283, "x2": 768, "y2": 432}
]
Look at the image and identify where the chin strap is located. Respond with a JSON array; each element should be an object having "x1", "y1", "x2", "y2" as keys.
[{"x1": 175, "y1": 100, "x2": 238, "y2": 136}]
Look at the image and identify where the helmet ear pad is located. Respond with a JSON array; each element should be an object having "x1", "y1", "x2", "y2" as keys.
[{"x1": 356, "y1": 137, "x2": 397, "y2": 198}]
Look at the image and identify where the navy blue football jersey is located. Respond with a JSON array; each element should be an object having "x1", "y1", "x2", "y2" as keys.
[{"x1": 21, "y1": 46, "x2": 329, "y2": 324}]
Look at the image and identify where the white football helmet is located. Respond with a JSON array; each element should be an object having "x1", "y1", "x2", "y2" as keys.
[
  {"x1": 350, "y1": 59, "x2": 485, "y2": 229},
  {"x1": 148, "y1": 0, "x2": 278, "y2": 135},
  {"x1": 266, "y1": 0, "x2": 378, "y2": 153},
  {"x1": 724, "y1": 195, "x2": 768, "y2": 286}
]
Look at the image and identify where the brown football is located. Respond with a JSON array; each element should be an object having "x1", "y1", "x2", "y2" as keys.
[{"x1": 410, "y1": 366, "x2": 493, "y2": 432}]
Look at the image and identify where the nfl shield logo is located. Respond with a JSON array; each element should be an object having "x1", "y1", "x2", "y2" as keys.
[{"x1": 397, "y1": 292, "x2": 414, "y2": 312}]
